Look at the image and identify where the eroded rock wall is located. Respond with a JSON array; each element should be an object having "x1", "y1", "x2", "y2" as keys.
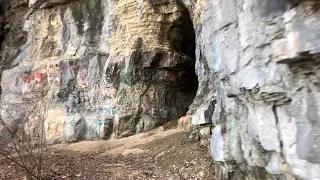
[
  {"x1": 0, "y1": 0, "x2": 198, "y2": 143},
  {"x1": 1, "y1": 0, "x2": 320, "y2": 179},
  {"x1": 185, "y1": 0, "x2": 320, "y2": 179}
]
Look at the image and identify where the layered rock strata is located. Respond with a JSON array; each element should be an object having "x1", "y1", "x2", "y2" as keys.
[{"x1": 0, "y1": 0, "x2": 320, "y2": 179}]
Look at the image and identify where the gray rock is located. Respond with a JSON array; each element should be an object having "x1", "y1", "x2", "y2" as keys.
[
  {"x1": 210, "y1": 125, "x2": 224, "y2": 161},
  {"x1": 1, "y1": 0, "x2": 320, "y2": 179},
  {"x1": 192, "y1": 104, "x2": 214, "y2": 125}
]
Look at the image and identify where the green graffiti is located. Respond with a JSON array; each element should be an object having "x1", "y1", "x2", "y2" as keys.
[
  {"x1": 121, "y1": 65, "x2": 134, "y2": 85},
  {"x1": 71, "y1": 119, "x2": 75, "y2": 127}
]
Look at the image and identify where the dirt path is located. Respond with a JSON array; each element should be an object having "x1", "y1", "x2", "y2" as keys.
[{"x1": 0, "y1": 128, "x2": 214, "y2": 179}]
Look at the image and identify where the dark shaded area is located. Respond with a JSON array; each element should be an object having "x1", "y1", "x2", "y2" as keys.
[
  {"x1": 0, "y1": 1, "x2": 28, "y2": 71},
  {"x1": 289, "y1": 0, "x2": 320, "y2": 10},
  {"x1": 174, "y1": 6, "x2": 198, "y2": 99},
  {"x1": 168, "y1": 4, "x2": 198, "y2": 97},
  {"x1": 96, "y1": 4, "x2": 198, "y2": 138},
  {"x1": 68, "y1": 0, "x2": 104, "y2": 43},
  {"x1": 148, "y1": 0, "x2": 170, "y2": 9},
  {"x1": 288, "y1": 59, "x2": 320, "y2": 163},
  {"x1": 102, "y1": 118, "x2": 113, "y2": 140},
  {"x1": 257, "y1": 0, "x2": 289, "y2": 18},
  {"x1": 0, "y1": 0, "x2": 8, "y2": 47},
  {"x1": 74, "y1": 118, "x2": 87, "y2": 141},
  {"x1": 168, "y1": 6, "x2": 196, "y2": 60}
]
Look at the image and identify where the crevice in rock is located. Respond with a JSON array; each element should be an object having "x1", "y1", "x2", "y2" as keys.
[
  {"x1": 272, "y1": 105, "x2": 284, "y2": 157},
  {"x1": 168, "y1": 5, "x2": 195, "y2": 60},
  {"x1": 168, "y1": 4, "x2": 198, "y2": 116}
]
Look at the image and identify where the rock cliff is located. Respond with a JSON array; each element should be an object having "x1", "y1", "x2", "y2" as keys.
[{"x1": 0, "y1": 0, "x2": 320, "y2": 179}]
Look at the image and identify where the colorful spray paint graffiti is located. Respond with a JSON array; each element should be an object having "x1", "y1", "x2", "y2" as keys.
[
  {"x1": 23, "y1": 71, "x2": 44, "y2": 84},
  {"x1": 116, "y1": 85, "x2": 143, "y2": 104},
  {"x1": 92, "y1": 105, "x2": 118, "y2": 117},
  {"x1": 115, "y1": 62, "x2": 144, "y2": 105},
  {"x1": 121, "y1": 64, "x2": 135, "y2": 85},
  {"x1": 85, "y1": 118, "x2": 104, "y2": 138},
  {"x1": 20, "y1": 64, "x2": 62, "y2": 95}
]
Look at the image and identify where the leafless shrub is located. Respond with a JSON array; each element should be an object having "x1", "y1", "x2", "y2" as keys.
[{"x1": 0, "y1": 94, "x2": 50, "y2": 180}]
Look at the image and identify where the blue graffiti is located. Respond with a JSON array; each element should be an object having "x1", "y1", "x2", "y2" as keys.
[
  {"x1": 92, "y1": 105, "x2": 118, "y2": 116},
  {"x1": 212, "y1": 46, "x2": 221, "y2": 72},
  {"x1": 18, "y1": 50, "x2": 23, "y2": 57}
]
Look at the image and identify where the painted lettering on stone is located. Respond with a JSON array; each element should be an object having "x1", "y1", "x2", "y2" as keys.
[{"x1": 23, "y1": 71, "x2": 44, "y2": 84}]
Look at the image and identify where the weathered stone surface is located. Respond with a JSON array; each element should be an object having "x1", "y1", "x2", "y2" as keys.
[
  {"x1": 188, "y1": 0, "x2": 320, "y2": 179},
  {"x1": 0, "y1": 0, "x2": 198, "y2": 143},
  {"x1": 1, "y1": 0, "x2": 320, "y2": 179},
  {"x1": 274, "y1": 1, "x2": 320, "y2": 63},
  {"x1": 191, "y1": 104, "x2": 213, "y2": 125},
  {"x1": 210, "y1": 125, "x2": 224, "y2": 161}
]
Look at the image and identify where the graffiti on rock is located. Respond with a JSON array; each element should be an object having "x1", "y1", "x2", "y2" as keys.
[
  {"x1": 212, "y1": 45, "x2": 221, "y2": 72},
  {"x1": 92, "y1": 104, "x2": 118, "y2": 117},
  {"x1": 23, "y1": 71, "x2": 44, "y2": 84},
  {"x1": 116, "y1": 87, "x2": 143, "y2": 104},
  {"x1": 121, "y1": 64, "x2": 135, "y2": 85},
  {"x1": 86, "y1": 118, "x2": 104, "y2": 137}
]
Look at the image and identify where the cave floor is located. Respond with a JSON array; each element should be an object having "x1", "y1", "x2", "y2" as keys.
[{"x1": 0, "y1": 126, "x2": 214, "y2": 179}]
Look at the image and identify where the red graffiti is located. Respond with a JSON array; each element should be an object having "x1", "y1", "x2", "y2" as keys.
[
  {"x1": 0, "y1": 15, "x2": 8, "y2": 22},
  {"x1": 23, "y1": 72, "x2": 44, "y2": 84}
]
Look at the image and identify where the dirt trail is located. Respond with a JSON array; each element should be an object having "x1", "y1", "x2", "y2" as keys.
[{"x1": 0, "y1": 127, "x2": 214, "y2": 179}]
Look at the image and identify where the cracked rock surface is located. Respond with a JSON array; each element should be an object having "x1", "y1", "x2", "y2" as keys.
[{"x1": 0, "y1": 0, "x2": 320, "y2": 179}]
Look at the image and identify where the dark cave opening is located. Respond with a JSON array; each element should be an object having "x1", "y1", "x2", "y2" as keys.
[
  {"x1": 169, "y1": 5, "x2": 196, "y2": 60},
  {"x1": 167, "y1": 4, "x2": 198, "y2": 117}
]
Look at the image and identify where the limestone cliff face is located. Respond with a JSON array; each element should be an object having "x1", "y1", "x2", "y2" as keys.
[
  {"x1": 0, "y1": 0, "x2": 198, "y2": 142},
  {"x1": 1, "y1": 0, "x2": 320, "y2": 179},
  {"x1": 185, "y1": 0, "x2": 320, "y2": 179}
]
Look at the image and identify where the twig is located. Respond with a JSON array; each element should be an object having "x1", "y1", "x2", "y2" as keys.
[{"x1": 0, "y1": 151, "x2": 37, "y2": 179}]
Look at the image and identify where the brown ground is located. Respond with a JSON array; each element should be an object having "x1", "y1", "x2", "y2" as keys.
[{"x1": 0, "y1": 127, "x2": 214, "y2": 180}]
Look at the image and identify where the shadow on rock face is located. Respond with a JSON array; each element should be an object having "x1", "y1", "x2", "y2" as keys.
[{"x1": 74, "y1": 117, "x2": 87, "y2": 141}]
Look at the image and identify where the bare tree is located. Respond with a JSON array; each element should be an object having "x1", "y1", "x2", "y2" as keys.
[{"x1": 0, "y1": 92, "x2": 50, "y2": 180}]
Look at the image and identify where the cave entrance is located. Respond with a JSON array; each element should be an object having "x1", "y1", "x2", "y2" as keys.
[{"x1": 166, "y1": 4, "x2": 198, "y2": 121}]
